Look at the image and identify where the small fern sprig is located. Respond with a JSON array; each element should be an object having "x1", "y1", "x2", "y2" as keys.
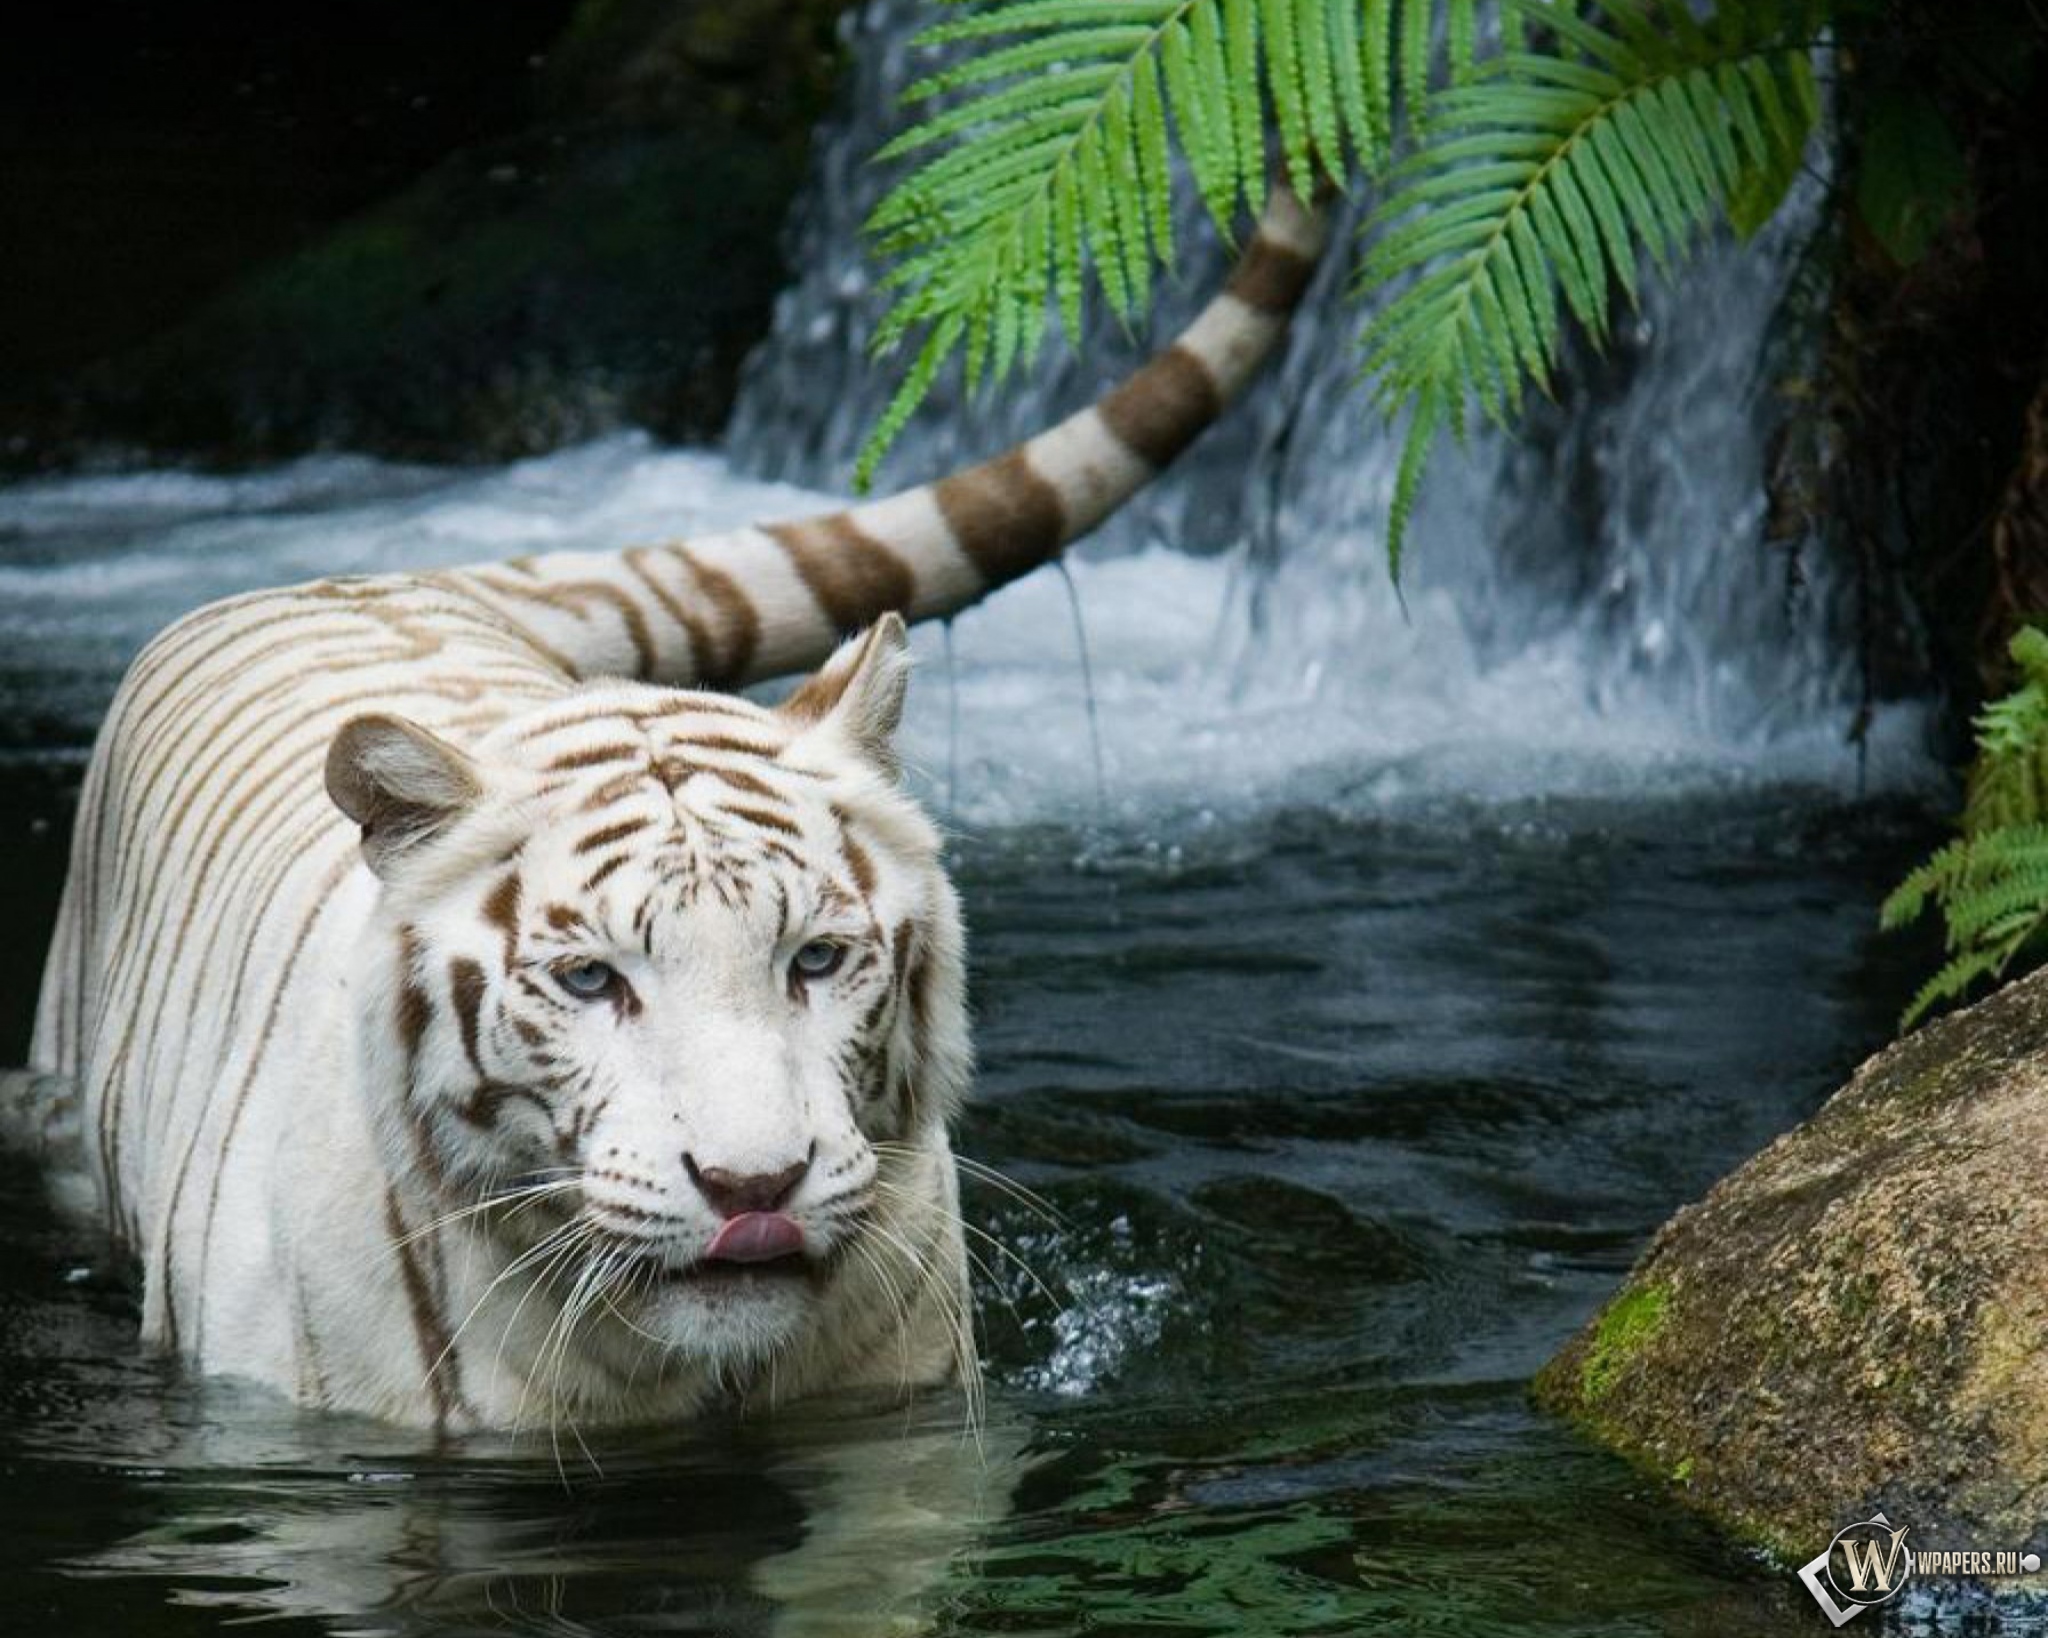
[
  {"x1": 1356, "y1": 0, "x2": 1822, "y2": 568},
  {"x1": 1884, "y1": 627, "x2": 2048, "y2": 1027},
  {"x1": 855, "y1": 0, "x2": 1481, "y2": 489}
]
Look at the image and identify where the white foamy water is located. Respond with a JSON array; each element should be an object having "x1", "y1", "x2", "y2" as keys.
[{"x1": 0, "y1": 432, "x2": 1933, "y2": 827}]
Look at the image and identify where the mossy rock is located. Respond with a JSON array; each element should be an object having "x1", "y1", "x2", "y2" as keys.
[{"x1": 1534, "y1": 964, "x2": 2048, "y2": 1559}]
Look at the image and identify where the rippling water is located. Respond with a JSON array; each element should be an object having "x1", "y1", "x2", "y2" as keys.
[
  {"x1": 0, "y1": 437, "x2": 1943, "y2": 1631},
  {"x1": 0, "y1": 746, "x2": 1938, "y2": 1635}
]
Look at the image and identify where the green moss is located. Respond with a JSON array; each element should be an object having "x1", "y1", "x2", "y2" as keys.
[
  {"x1": 1671, "y1": 1456, "x2": 1695, "y2": 1484},
  {"x1": 1580, "y1": 1284, "x2": 1671, "y2": 1408},
  {"x1": 1835, "y1": 1271, "x2": 1879, "y2": 1323}
]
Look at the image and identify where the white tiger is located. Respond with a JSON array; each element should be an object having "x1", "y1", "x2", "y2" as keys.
[{"x1": 19, "y1": 189, "x2": 1326, "y2": 1429}]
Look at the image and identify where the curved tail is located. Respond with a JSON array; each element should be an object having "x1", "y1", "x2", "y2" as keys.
[{"x1": 438, "y1": 187, "x2": 1330, "y2": 687}]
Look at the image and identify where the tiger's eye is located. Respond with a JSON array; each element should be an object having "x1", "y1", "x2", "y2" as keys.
[
  {"x1": 793, "y1": 940, "x2": 846, "y2": 981},
  {"x1": 558, "y1": 961, "x2": 618, "y2": 1000}
]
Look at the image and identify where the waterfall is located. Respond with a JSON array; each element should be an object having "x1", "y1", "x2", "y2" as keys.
[
  {"x1": 0, "y1": 1, "x2": 1938, "y2": 824},
  {"x1": 726, "y1": 0, "x2": 1934, "y2": 819}
]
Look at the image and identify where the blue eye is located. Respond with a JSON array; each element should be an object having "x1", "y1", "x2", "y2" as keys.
[
  {"x1": 557, "y1": 961, "x2": 619, "y2": 1000},
  {"x1": 793, "y1": 940, "x2": 846, "y2": 981}
]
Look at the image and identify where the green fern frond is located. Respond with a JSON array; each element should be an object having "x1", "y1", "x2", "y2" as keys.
[
  {"x1": 1886, "y1": 628, "x2": 2048, "y2": 1028},
  {"x1": 1898, "y1": 948, "x2": 2010, "y2": 1036},
  {"x1": 1356, "y1": 0, "x2": 1822, "y2": 567},
  {"x1": 1957, "y1": 627, "x2": 2048, "y2": 837},
  {"x1": 855, "y1": 0, "x2": 1483, "y2": 489}
]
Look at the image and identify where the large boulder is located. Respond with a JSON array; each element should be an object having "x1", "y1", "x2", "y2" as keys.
[{"x1": 1534, "y1": 965, "x2": 2048, "y2": 1559}]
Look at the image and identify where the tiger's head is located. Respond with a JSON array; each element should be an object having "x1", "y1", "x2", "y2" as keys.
[{"x1": 325, "y1": 616, "x2": 970, "y2": 1378}]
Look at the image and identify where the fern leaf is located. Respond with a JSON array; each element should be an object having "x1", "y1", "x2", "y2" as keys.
[
  {"x1": 858, "y1": 0, "x2": 1822, "y2": 513},
  {"x1": 1331, "y1": 0, "x2": 1376, "y2": 163},
  {"x1": 1401, "y1": 0, "x2": 1434, "y2": 132},
  {"x1": 904, "y1": 26, "x2": 1163, "y2": 98},
  {"x1": 855, "y1": 0, "x2": 1268, "y2": 480},
  {"x1": 1132, "y1": 50, "x2": 1176, "y2": 261},
  {"x1": 1264, "y1": 0, "x2": 1314, "y2": 199},
  {"x1": 1364, "y1": 0, "x2": 1396, "y2": 148},
  {"x1": 1224, "y1": 0, "x2": 1265, "y2": 207},
  {"x1": 1447, "y1": 0, "x2": 1477, "y2": 85},
  {"x1": 1901, "y1": 948, "x2": 2007, "y2": 1032},
  {"x1": 1163, "y1": 8, "x2": 1233, "y2": 227},
  {"x1": 1887, "y1": 629, "x2": 2048, "y2": 1026},
  {"x1": 856, "y1": 316, "x2": 965, "y2": 490},
  {"x1": 2011, "y1": 626, "x2": 2048, "y2": 677},
  {"x1": 1356, "y1": 0, "x2": 1820, "y2": 564},
  {"x1": 1296, "y1": 0, "x2": 1344, "y2": 176}
]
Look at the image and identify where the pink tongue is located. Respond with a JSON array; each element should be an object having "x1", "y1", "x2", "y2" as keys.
[{"x1": 705, "y1": 1212, "x2": 805, "y2": 1264}]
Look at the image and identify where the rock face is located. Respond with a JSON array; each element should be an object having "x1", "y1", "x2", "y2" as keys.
[{"x1": 1535, "y1": 966, "x2": 2048, "y2": 1559}]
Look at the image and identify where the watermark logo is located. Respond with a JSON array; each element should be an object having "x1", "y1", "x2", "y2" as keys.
[{"x1": 1797, "y1": 1512, "x2": 2043, "y2": 1626}]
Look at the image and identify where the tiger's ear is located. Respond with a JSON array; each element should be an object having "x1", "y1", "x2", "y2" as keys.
[
  {"x1": 327, "y1": 713, "x2": 485, "y2": 876},
  {"x1": 777, "y1": 614, "x2": 912, "y2": 772}
]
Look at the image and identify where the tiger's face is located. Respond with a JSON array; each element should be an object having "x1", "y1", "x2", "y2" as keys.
[{"x1": 327, "y1": 618, "x2": 970, "y2": 1371}]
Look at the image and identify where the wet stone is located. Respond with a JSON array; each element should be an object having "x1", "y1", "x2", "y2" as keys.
[{"x1": 1535, "y1": 963, "x2": 2048, "y2": 1560}]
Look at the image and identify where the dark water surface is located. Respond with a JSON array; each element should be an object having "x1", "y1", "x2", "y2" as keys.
[{"x1": 0, "y1": 747, "x2": 1938, "y2": 1635}]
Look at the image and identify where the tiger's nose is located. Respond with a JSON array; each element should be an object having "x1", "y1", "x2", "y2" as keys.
[{"x1": 683, "y1": 1150, "x2": 811, "y2": 1218}]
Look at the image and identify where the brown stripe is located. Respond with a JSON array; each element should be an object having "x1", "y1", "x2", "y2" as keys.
[
  {"x1": 179, "y1": 845, "x2": 356, "y2": 1350},
  {"x1": 426, "y1": 571, "x2": 584, "y2": 678},
  {"x1": 547, "y1": 742, "x2": 642, "y2": 772},
  {"x1": 404, "y1": 1102, "x2": 455, "y2": 1195},
  {"x1": 471, "y1": 569, "x2": 657, "y2": 677},
  {"x1": 698, "y1": 763, "x2": 781, "y2": 801},
  {"x1": 385, "y1": 1189, "x2": 461, "y2": 1429},
  {"x1": 481, "y1": 873, "x2": 522, "y2": 956},
  {"x1": 125, "y1": 806, "x2": 339, "y2": 1233},
  {"x1": 653, "y1": 757, "x2": 787, "y2": 802},
  {"x1": 933, "y1": 449, "x2": 1068, "y2": 586},
  {"x1": 623, "y1": 545, "x2": 717, "y2": 684},
  {"x1": 643, "y1": 695, "x2": 766, "y2": 724},
  {"x1": 517, "y1": 710, "x2": 641, "y2": 743},
  {"x1": 576, "y1": 816, "x2": 652, "y2": 854},
  {"x1": 764, "y1": 515, "x2": 917, "y2": 634},
  {"x1": 684, "y1": 733, "x2": 782, "y2": 759},
  {"x1": 677, "y1": 547, "x2": 762, "y2": 687},
  {"x1": 107, "y1": 665, "x2": 475, "y2": 1111},
  {"x1": 1224, "y1": 230, "x2": 1317, "y2": 313},
  {"x1": 583, "y1": 855, "x2": 629, "y2": 892},
  {"x1": 396, "y1": 927, "x2": 431, "y2": 1064},
  {"x1": 449, "y1": 957, "x2": 488, "y2": 1076},
  {"x1": 1098, "y1": 344, "x2": 1224, "y2": 470},
  {"x1": 842, "y1": 833, "x2": 876, "y2": 898},
  {"x1": 579, "y1": 770, "x2": 649, "y2": 812},
  {"x1": 726, "y1": 804, "x2": 802, "y2": 838},
  {"x1": 907, "y1": 947, "x2": 936, "y2": 1035},
  {"x1": 457, "y1": 1079, "x2": 554, "y2": 1130}
]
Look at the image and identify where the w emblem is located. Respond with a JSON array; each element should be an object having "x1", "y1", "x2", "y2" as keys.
[{"x1": 1798, "y1": 1514, "x2": 1915, "y2": 1625}]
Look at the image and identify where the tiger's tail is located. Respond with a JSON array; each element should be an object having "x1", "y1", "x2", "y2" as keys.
[{"x1": 436, "y1": 186, "x2": 1330, "y2": 687}]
